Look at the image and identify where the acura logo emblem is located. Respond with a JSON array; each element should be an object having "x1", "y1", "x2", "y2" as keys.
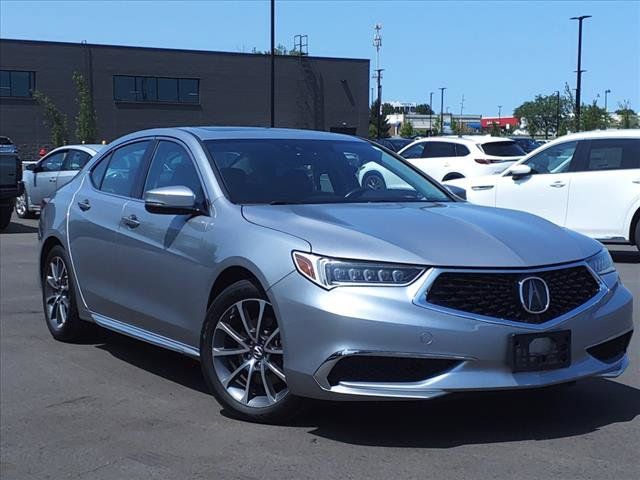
[{"x1": 519, "y1": 276, "x2": 550, "y2": 314}]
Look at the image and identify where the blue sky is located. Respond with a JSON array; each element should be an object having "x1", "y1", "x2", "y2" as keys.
[{"x1": 1, "y1": 0, "x2": 638, "y2": 116}]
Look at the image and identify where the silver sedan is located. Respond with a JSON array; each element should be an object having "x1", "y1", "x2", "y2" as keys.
[{"x1": 38, "y1": 127, "x2": 633, "y2": 423}]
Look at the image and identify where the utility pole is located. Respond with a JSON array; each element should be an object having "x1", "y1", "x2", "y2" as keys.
[
  {"x1": 498, "y1": 105, "x2": 502, "y2": 121},
  {"x1": 270, "y1": 0, "x2": 275, "y2": 127},
  {"x1": 439, "y1": 87, "x2": 446, "y2": 135},
  {"x1": 571, "y1": 15, "x2": 591, "y2": 131},
  {"x1": 604, "y1": 89, "x2": 611, "y2": 128},
  {"x1": 555, "y1": 90, "x2": 561, "y2": 137},
  {"x1": 429, "y1": 91, "x2": 434, "y2": 136},
  {"x1": 459, "y1": 94, "x2": 465, "y2": 134},
  {"x1": 373, "y1": 24, "x2": 383, "y2": 138}
]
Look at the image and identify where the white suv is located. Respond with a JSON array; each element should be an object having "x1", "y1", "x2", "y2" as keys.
[
  {"x1": 398, "y1": 136, "x2": 525, "y2": 182},
  {"x1": 445, "y1": 130, "x2": 640, "y2": 249}
]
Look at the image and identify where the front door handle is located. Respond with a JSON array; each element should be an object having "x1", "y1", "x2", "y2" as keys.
[
  {"x1": 77, "y1": 199, "x2": 91, "y2": 211},
  {"x1": 121, "y1": 214, "x2": 140, "y2": 229},
  {"x1": 633, "y1": 179, "x2": 640, "y2": 184},
  {"x1": 49, "y1": 178, "x2": 57, "y2": 182},
  {"x1": 550, "y1": 181, "x2": 566, "y2": 188}
]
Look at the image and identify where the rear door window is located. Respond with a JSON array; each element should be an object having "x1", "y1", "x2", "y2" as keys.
[
  {"x1": 39, "y1": 152, "x2": 66, "y2": 172},
  {"x1": 455, "y1": 144, "x2": 470, "y2": 156},
  {"x1": 422, "y1": 142, "x2": 456, "y2": 158},
  {"x1": 580, "y1": 139, "x2": 640, "y2": 171},
  {"x1": 63, "y1": 150, "x2": 92, "y2": 171}
]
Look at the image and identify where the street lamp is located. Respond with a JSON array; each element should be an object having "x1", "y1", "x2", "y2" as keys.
[
  {"x1": 498, "y1": 105, "x2": 502, "y2": 120},
  {"x1": 439, "y1": 87, "x2": 446, "y2": 135},
  {"x1": 555, "y1": 90, "x2": 561, "y2": 137},
  {"x1": 270, "y1": 0, "x2": 275, "y2": 127},
  {"x1": 604, "y1": 89, "x2": 611, "y2": 112},
  {"x1": 571, "y1": 15, "x2": 592, "y2": 131},
  {"x1": 429, "y1": 91, "x2": 434, "y2": 136}
]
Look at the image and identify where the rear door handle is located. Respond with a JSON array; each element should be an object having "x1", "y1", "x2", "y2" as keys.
[
  {"x1": 77, "y1": 199, "x2": 91, "y2": 211},
  {"x1": 550, "y1": 181, "x2": 566, "y2": 188},
  {"x1": 49, "y1": 178, "x2": 57, "y2": 182},
  {"x1": 121, "y1": 214, "x2": 140, "y2": 229},
  {"x1": 633, "y1": 179, "x2": 640, "y2": 184}
]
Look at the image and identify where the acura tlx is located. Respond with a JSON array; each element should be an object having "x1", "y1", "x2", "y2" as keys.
[{"x1": 38, "y1": 127, "x2": 633, "y2": 422}]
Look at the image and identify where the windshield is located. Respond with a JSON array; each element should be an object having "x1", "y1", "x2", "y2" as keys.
[
  {"x1": 204, "y1": 139, "x2": 453, "y2": 205},
  {"x1": 480, "y1": 141, "x2": 525, "y2": 157}
]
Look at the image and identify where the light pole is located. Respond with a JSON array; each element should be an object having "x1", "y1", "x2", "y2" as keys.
[
  {"x1": 555, "y1": 90, "x2": 561, "y2": 137},
  {"x1": 373, "y1": 24, "x2": 383, "y2": 138},
  {"x1": 604, "y1": 89, "x2": 611, "y2": 112},
  {"x1": 571, "y1": 15, "x2": 591, "y2": 131},
  {"x1": 498, "y1": 105, "x2": 502, "y2": 121},
  {"x1": 439, "y1": 87, "x2": 446, "y2": 135},
  {"x1": 270, "y1": 0, "x2": 275, "y2": 127},
  {"x1": 429, "y1": 91, "x2": 434, "y2": 136}
]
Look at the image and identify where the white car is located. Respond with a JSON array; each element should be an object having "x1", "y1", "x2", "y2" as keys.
[
  {"x1": 15, "y1": 144, "x2": 103, "y2": 218},
  {"x1": 397, "y1": 136, "x2": 525, "y2": 182},
  {"x1": 445, "y1": 130, "x2": 640, "y2": 249}
]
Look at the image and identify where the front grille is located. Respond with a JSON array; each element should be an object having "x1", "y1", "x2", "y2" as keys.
[
  {"x1": 426, "y1": 266, "x2": 600, "y2": 324},
  {"x1": 587, "y1": 331, "x2": 633, "y2": 363},
  {"x1": 327, "y1": 356, "x2": 460, "y2": 386}
]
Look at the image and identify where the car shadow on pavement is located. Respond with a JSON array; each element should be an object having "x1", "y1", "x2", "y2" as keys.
[
  {"x1": 297, "y1": 379, "x2": 640, "y2": 448},
  {"x1": 610, "y1": 250, "x2": 640, "y2": 263},
  {"x1": 88, "y1": 328, "x2": 208, "y2": 394},
  {"x1": 1, "y1": 221, "x2": 39, "y2": 234}
]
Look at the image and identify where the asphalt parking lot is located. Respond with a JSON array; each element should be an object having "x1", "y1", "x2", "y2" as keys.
[{"x1": 1, "y1": 216, "x2": 639, "y2": 480}]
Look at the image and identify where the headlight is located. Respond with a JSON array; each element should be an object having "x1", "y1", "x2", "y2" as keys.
[
  {"x1": 292, "y1": 251, "x2": 425, "y2": 289},
  {"x1": 586, "y1": 249, "x2": 616, "y2": 276}
]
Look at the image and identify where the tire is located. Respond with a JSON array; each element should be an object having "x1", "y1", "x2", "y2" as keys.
[
  {"x1": 41, "y1": 245, "x2": 88, "y2": 342},
  {"x1": 0, "y1": 204, "x2": 12, "y2": 230},
  {"x1": 362, "y1": 171, "x2": 386, "y2": 190},
  {"x1": 442, "y1": 173, "x2": 465, "y2": 182},
  {"x1": 635, "y1": 220, "x2": 640, "y2": 251},
  {"x1": 14, "y1": 192, "x2": 34, "y2": 219},
  {"x1": 200, "y1": 280, "x2": 304, "y2": 423}
]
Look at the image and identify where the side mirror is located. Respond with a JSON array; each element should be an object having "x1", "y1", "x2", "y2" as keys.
[
  {"x1": 144, "y1": 186, "x2": 201, "y2": 215},
  {"x1": 25, "y1": 163, "x2": 36, "y2": 171},
  {"x1": 509, "y1": 164, "x2": 532, "y2": 180},
  {"x1": 444, "y1": 184, "x2": 467, "y2": 200}
]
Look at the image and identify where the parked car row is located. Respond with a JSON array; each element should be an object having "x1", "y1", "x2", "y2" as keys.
[
  {"x1": 445, "y1": 130, "x2": 640, "y2": 250},
  {"x1": 38, "y1": 126, "x2": 633, "y2": 423}
]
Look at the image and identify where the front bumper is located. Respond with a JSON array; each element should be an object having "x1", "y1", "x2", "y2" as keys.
[{"x1": 268, "y1": 267, "x2": 633, "y2": 401}]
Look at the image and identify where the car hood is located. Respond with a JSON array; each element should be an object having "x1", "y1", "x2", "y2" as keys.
[{"x1": 242, "y1": 202, "x2": 601, "y2": 267}]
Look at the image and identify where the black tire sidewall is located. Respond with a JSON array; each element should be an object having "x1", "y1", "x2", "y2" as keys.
[
  {"x1": 42, "y1": 245, "x2": 83, "y2": 342},
  {"x1": 635, "y1": 220, "x2": 640, "y2": 251},
  {"x1": 200, "y1": 280, "x2": 302, "y2": 423},
  {"x1": 363, "y1": 171, "x2": 386, "y2": 190}
]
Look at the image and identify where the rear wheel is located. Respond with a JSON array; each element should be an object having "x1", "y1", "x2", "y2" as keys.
[
  {"x1": 201, "y1": 280, "x2": 304, "y2": 423},
  {"x1": 42, "y1": 246, "x2": 87, "y2": 342},
  {"x1": 635, "y1": 219, "x2": 640, "y2": 251},
  {"x1": 15, "y1": 192, "x2": 34, "y2": 219}
]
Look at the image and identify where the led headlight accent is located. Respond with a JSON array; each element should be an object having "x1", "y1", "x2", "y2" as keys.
[
  {"x1": 586, "y1": 249, "x2": 616, "y2": 276},
  {"x1": 293, "y1": 251, "x2": 425, "y2": 288}
]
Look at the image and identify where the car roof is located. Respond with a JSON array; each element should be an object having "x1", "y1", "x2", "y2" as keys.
[
  {"x1": 182, "y1": 126, "x2": 365, "y2": 142},
  {"x1": 399, "y1": 135, "x2": 514, "y2": 152},
  {"x1": 549, "y1": 129, "x2": 640, "y2": 141},
  {"x1": 46, "y1": 144, "x2": 105, "y2": 155}
]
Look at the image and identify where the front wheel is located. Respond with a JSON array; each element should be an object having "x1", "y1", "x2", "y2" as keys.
[
  {"x1": 635, "y1": 220, "x2": 640, "y2": 251},
  {"x1": 200, "y1": 280, "x2": 304, "y2": 423},
  {"x1": 362, "y1": 171, "x2": 386, "y2": 190}
]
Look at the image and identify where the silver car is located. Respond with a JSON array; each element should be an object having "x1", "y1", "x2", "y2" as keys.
[
  {"x1": 16, "y1": 144, "x2": 103, "y2": 218},
  {"x1": 38, "y1": 127, "x2": 633, "y2": 423}
]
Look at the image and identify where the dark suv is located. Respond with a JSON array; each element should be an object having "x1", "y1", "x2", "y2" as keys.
[{"x1": 0, "y1": 137, "x2": 23, "y2": 229}]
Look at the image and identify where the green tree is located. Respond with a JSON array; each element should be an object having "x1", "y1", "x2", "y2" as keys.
[
  {"x1": 489, "y1": 121, "x2": 502, "y2": 137},
  {"x1": 33, "y1": 91, "x2": 69, "y2": 147},
  {"x1": 368, "y1": 99, "x2": 391, "y2": 138},
  {"x1": 399, "y1": 120, "x2": 414, "y2": 138},
  {"x1": 415, "y1": 103, "x2": 434, "y2": 115},
  {"x1": 432, "y1": 116, "x2": 441, "y2": 136},
  {"x1": 73, "y1": 71, "x2": 98, "y2": 143},
  {"x1": 514, "y1": 94, "x2": 566, "y2": 139},
  {"x1": 580, "y1": 101, "x2": 608, "y2": 131},
  {"x1": 616, "y1": 101, "x2": 639, "y2": 129},
  {"x1": 381, "y1": 102, "x2": 396, "y2": 116}
]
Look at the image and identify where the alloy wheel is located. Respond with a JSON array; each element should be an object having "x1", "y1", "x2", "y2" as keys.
[
  {"x1": 364, "y1": 174, "x2": 384, "y2": 190},
  {"x1": 15, "y1": 194, "x2": 27, "y2": 217},
  {"x1": 44, "y1": 257, "x2": 70, "y2": 328},
  {"x1": 212, "y1": 299, "x2": 288, "y2": 407}
]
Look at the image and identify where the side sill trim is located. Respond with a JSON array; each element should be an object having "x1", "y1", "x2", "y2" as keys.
[{"x1": 92, "y1": 313, "x2": 200, "y2": 358}]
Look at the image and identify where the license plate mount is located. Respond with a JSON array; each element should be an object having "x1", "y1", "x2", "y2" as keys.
[{"x1": 509, "y1": 330, "x2": 571, "y2": 373}]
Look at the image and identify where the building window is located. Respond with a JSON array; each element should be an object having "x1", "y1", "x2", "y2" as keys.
[
  {"x1": 113, "y1": 75, "x2": 199, "y2": 104},
  {"x1": 0, "y1": 70, "x2": 36, "y2": 98}
]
